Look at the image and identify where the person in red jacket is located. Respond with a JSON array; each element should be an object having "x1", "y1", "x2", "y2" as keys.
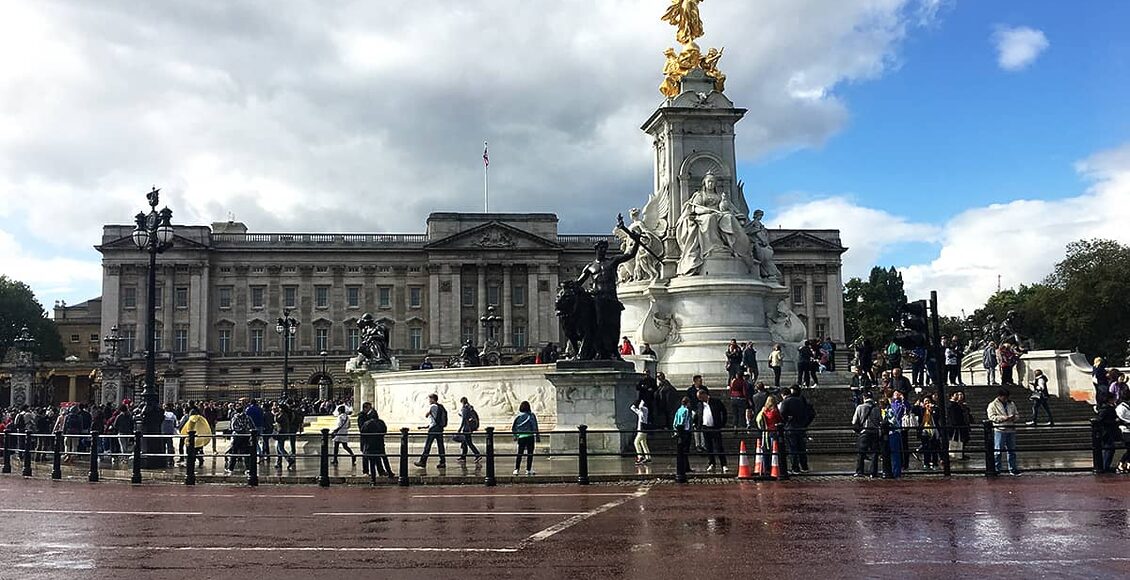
[{"x1": 619, "y1": 336, "x2": 635, "y2": 356}]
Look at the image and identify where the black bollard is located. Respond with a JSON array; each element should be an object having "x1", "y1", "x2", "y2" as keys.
[
  {"x1": 88, "y1": 431, "x2": 99, "y2": 483},
  {"x1": 880, "y1": 421, "x2": 892, "y2": 478},
  {"x1": 398, "y1": 428, "x2": 409, "y2": 487},
  {"x1": 22, "y1": 428, "x2": 33, "y2": 477},
  {"x1": 982, "y1": 420, "x2": 997, "y2": 477},
  {"x1": 131, "y1": 430, "x2": 142, "y2": 484},
  {"x1": 2, "y1": 429, "x2": 11, "y2": 474},
  {"x1": 185, "y1": 431, "x2": 196, "y2": 486},
  {"x1": 318, "y1": 428, "x2": 330, "y2": 488},
  {"x1": 577, "y1": 425, "x2": 590, "y2": 486},
  {"x1": 484, "y1": 427, "x2": 496, "y2": 487},
  {"x1": 675, "y1": 429, "x2": 688, "y2": 484},
  {"x1": 1090, "y1": 418, "x2": 1103, "y2": 474},
  {"x1": 248, "y1": 430, "x2": 259, "y2": 487},
  {"x1": 775, "y1": 424, "x2": 789, "y2": 481},
  {"x1": 52, "y1": 432, "x2": 62, "y2": 480}
]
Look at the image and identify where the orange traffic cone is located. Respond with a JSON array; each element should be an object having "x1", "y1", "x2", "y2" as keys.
[
  {"x1": 753, "y1": 439, "x2": 764, "y2": 477},
  {"x1": 769, "y1": 439, "x2": 781, "y2": 480},
  {"x1": 737, "y1": 440, "x2": 753, "y2": 479}
]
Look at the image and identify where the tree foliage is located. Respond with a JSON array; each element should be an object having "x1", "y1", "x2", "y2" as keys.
[
  {"x1": 843, "y1": 266, "x2": 907, "y2": 345},
  {"x1": 0, "y1": 275, "x2": 65, "y2": 361}
]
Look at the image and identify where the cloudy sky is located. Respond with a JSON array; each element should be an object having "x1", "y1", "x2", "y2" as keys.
[{"x1": 1, "y1": 0, "x2": 1127, "y2": 316}]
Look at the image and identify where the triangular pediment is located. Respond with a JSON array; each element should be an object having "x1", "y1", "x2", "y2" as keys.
[
  {"x1": 97, "y1": 233, "x2": 209, "y2": 251},
  {"x1": 425, "y1": 221, "x2": 562, "y2": 251},
  {"x1": 770, "y1": 231, "x2": 847, "y2": 253}
]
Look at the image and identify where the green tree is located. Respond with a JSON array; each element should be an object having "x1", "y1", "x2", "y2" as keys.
[
  {"x1": 843, "y1": 266, "x2": 907, "y2": 346},
  {"x1": 0, "y1": 275, "x2": 65, "y2": 361},
  {"x1": 1033, "y1": 239, "x2": 1130, "y2": 359}
]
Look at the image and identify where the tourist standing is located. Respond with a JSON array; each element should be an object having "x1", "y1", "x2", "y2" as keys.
[
  {"x1": 1115, "y1": 396, "x2": 1130, "y2": 473},
  {"x1": 179, "y1": 407, "x2": 210, "y2": 467},
  {"x1": 725, "y1": 339, "x2": 743, "y2": 383},
  {"x1": 998, "y1": 343, "x2": 1019, "y2": 386},
  {"x1": 755, "y1": 395, "x2": 781, "y2": 476},
  {"x1": 273, "y1": 402, "x2": 299, "y2": 470},
  {"x1": 983, "y1": 341, "x2": 999, "y2": 385},
  {"x1": 225, "y1": 403, "x2": 254, "y2": 475},
  {"x1": 987, "y1": 388, "x2": 1020, "y2": 475},
  {"x1": 654, "y1": 372, "x2": 679, "y2": 429},
  {"x1": 889, "y1": 367, "x2": 912, "y2": 398},
  {"x1": 620, "y1": 336, "x2": 636, "y2": 356},
  {"x1": 414, "y1": 394, "x2": 447, "y2": 469},
  {"x1": 355, "y1": 402, "x2": 378, "y2": 474},
  {"x1": 695, "y1": 389, "x2": 729, "y2": 472},
  {"x1": 768, "y1": 344, "x2": 783, "y2": 388},
  {"x1": 822, "y1": 337, "x2": 836, "y2": 372},
  {"x1": 742, "y1": 342, "x2": 759, "y2": 382},
  {"x1": 672, "y1": 397, "x2": 695, "y2": 475},
  {"x1": 778, "y1": 386, "x2": 813, "y2": 474},
  {"x1": 640, "y1": 342, "x2": 657, "y2": 357},
  {"x1": 852, "y1": 392, "x2": 881, "y2": 478},
  {"x1": 630, "y1": 398, "x2": 652, "y2": 464},
  {"x1": 1095, "y1": 393, "x2": 1120, "y2": 473},
  {"x1": 456, "y1": 397, "x2": 483, "y2": 464},
  {"x1": 1092, "y1": 357, "x2": 1109, "y2": 402},
  {"x1": 685, "y1": 376, "x2": 707, "y2": 452},
  {"x1": 886, "y1": 340, "x2": 902, "y2": 371},
  {"x1": 946, "y1": 392, "x2": 969, "y2": 461},
  {"x1": 359, "y1": 408, "x2": 393, "y2": 479},
  {"x1": 849, "y1": 366, "x2": 871, "y2": 406},
  {"x1": 511, "y1": 401, "x2": 539, "y2": 475},
  {"x1": 728, "y1": 372, "x2": 751, "y2": 429},
  {"x1": 161, "y1": 403, "x2": 178, "y2": 467},
  {"x1": 797, "y1": 341, "x2": 817, "y2": 387}
]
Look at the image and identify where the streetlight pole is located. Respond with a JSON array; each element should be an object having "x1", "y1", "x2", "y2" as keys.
[
  {"x1": 319, "y1": 350, "x2": 330, "y2": 400},
  {"x1": 276, "y1": 309, "x2": 299, "y2": 399},
  {"x1": 130, "y1": 187, "x2": 174, "y2": 467}
]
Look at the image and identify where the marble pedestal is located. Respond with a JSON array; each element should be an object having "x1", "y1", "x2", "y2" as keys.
[
  {"x1": 545, "y1": 360, "x2": 647, "y2": 454},
  {"x1": 619, "y1": 274, "x2": 795, "y2": 380}
]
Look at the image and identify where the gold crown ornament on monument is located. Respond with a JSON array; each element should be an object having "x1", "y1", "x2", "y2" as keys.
[{"x1": 659, "y1": 0, "x2": 726, "y2": 97}]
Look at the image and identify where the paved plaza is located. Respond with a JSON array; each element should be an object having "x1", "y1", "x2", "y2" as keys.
[{"x1": 1, "y1": 474, "x2": 1128, "y2": 579}]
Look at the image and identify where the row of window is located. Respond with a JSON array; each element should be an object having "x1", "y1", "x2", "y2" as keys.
[
  {"x1": 121, "y1": 286, "x2": 190, "y2": 310},
  {"x1": 462, "y1": 285, "x2": 526, "y2": 307},
  {"x1": 122, "y1": 284, "x2": 534, "y2": 311},
  {"x1": 70, "y1": 333, "x2": 100, "y2": 343},
  {"x1": 792, "y1": 284, "x2": 828, "y2": 306},
  {"x1": 216, "y1": 265, "x2": 418, "y2": 275}
]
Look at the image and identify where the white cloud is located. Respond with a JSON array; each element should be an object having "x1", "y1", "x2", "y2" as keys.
[
  {"x1": 0, "y1": 229, "x2": 102, "y2": 299},
  {"x1": 993, "y1": 25, "x2": 1049, "y2": 71},
  {"x1": 0, "y1": 0, "x2": 942, "y2": 307},
  {"x1": 776, "y1": 143, "x2": 1130, "y2": 316}
]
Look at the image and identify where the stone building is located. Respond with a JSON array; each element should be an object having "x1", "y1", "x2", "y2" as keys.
[{"x1": 94, "y1": 212, "x2": 844, "y2": 398}]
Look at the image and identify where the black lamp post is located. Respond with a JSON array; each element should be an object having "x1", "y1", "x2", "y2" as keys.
[
  {"x1": 319, "y1": 350, "x2": 330, "y2": 400},
  {"x1": 480, "y1": 305, "x2": 502, "y2": 342},
  {"x1": 276, "y1": 308, "x2": 299, "y2": 399},
  {"x1": 103, "y1": 325, "x2": 123, "y2": 361},
  {"x1": 130, "y1": 187, "x2": 174, "y2": 467}
]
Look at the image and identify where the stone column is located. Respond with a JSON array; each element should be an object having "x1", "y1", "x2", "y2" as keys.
[
  {"x1": 545, "y1": 266, "x2": 560, "y2": 346},
  {"x1": 101, "y1": 264, "x2": 122, "y2": 343},
  {"x1": 827, "y1": 266, "x2": 844, "y2": 342},
  {"x1": 527, "y1": 267, "x2": 540, "y2": 347},
  {"x1": 100, "y1": 362, "x2": 127, "y2": 406},
  {"x1": 502, "y1": 264, "x2": 512, "y2": 346},
  {"x1": 428, "y1": 265, "x2": 440, "y2": 350},
  {"x1": 67, "y1": 375, "x2": 77, "y2": 403},
  {"x1": 162, "y1": 368, "x2": 182, "y2": 404},
  {"x1": 805, "y1": 268, "x2": 815, "y2": 338},
  {"x1": 9, "y1": 361, "x2": 33, "y2": 409},
  {"x1": 446, "y1": 265, "x2": 460, "y2": 348},
  {"x1": 477, "y1": 264, "x2": 487, "y2": 345}
]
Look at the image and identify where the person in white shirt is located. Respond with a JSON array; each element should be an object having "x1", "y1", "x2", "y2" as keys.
[
  {"x1": 986, "y1": 388, "x2": 1020, "y2": 475},
  {"x1": 630, "y1": 399, "x2": 651, "y2": 465}
]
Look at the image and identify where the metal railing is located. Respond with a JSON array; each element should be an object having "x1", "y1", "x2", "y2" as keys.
[{"x1": 0, "y1": 418, "x2": 1115, "y2": 487}]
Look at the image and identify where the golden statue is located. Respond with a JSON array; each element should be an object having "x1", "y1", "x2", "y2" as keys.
[
  {"x1": 662, "y1": 0, "x2": 706, "y2": 45},
  {"x1": 659, "y1": 42, "x2": 714, "y2": 98},
  {"x1": 700, "y1": 47, "x2": 726, "y2": 93},
  {"x1": 660, "y1": 48, "x2": 682, "y2": 98}
]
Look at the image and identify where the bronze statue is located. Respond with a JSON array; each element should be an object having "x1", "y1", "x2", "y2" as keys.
[
  {"x1": 356, "y1": 314, "x2": 390, "y2": 365},
  {"x1": 458, "y1": 339, "x2": 482, "y2": 367}
]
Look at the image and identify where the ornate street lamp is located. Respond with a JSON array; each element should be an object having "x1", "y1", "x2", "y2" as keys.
[
  {"x1": 103, "y1": 325, "x2": 123, "y2": 361},
  {"x1": 130, "y1": 186, "x2": 174, "y2": 466},
  {"x1": 13, "y1": 324, "x2": 36, "y2": 353},
  {"x1": 276, "y1": 309, "x2": 299, "y2": 398},
  {"x1": 479, "y1": 305, "x2": 503, "y2": 365}
]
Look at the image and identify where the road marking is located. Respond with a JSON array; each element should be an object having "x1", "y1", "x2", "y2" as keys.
[
  {"x1": 411, "y1": 493, "x2": 637, "y2": 498},
  {"x1": 521, "y1": 485, "x2": 650, "y2": 546},
  {"x1": 867, "y1": 557, "x2": 1130, "y2": 566},
  {"x1": 312, "y1": 511, "x2": 587, "y2": 517},
  {"x1": 151, "y1": 493, "x2": 316, "y2": 499},
  {"x1": 0, "y1": 543, "x2": 517, "y2": 554},
  {"x1": 0, "y1": 509, "x2": 203, "y2": 516}
]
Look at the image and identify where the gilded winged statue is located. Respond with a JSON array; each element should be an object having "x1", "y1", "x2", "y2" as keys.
[{"x1": 661, "y1": 0, "x2": 705, "y2": 45}]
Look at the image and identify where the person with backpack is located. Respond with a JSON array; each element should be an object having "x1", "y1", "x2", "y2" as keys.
[
  {"x1": 61, "y1": 406, "x2": 83, "y2": 462},
  {"x1": 330, "y1": 405, "x2": 356, "y2": 467},
  {"x1": 1027, "y1": 369, "x2": 1054, "y2": 426},
  {"x1": 852, "y1": 391, "x2": 882, "y2": 478},
  {"x1": 414, "y1": 394, "x2": 447, "y2": 470},
  {"x1": 630, "y1": 398, "x2": 652, "y2": 465},
  {"x1": 225, "y1": 403, "x2": 254, "y2": 475},
  {"x1": 456, "y1": 397, "x2": 483, "y2": 464},
  {"x1": 273, "y1": 402, "x2": 300, "y2": 471},
  {"x1": 511, "y1": 401, "x2": 540, "y2": 475}
]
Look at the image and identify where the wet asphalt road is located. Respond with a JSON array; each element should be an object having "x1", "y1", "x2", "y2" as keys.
[{"x1": 1, "y1": 475, "x2": 1128, "y2": 579}]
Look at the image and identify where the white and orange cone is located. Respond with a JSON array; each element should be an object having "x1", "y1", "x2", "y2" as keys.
[{"x1": 737, "y1": 440, "x2": 753, "y2": 479}]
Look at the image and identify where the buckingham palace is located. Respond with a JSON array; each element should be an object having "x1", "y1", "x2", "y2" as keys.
[{"x1": 94, "y1": 212, "x2": 845, "y2": 397}]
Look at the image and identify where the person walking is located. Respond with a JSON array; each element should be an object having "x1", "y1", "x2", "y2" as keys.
[
  {"x1": 355, "y1": 402, "x2": 378, "y2": 475},
  {"x1": 983, "y1": 341, "x2": 998, "y2": 385},
  {"x1": 259, "y1": 403, "x2": 275, "y2": 464},
  {"x1": 178, "y1": 407, "x2": 211, "y2": 467},
  {"x1": 797, "y1": 341, "x2": 817, "y2": 387},
  {"x1": 695, "y1": 389, "x2": 729, "y2": 473},
  {"x1": 1027, "y1": 369, "x2": 1054, "y2": 426},
  {"x1": 987, "y1": 388, "x2": 1020, "y2": 475},
  {"x1": 225, "y1": 403, "x2": 254, "y2": 475},
  {"x1": 161, "y1": 403, "x2": 178, "y2": 467},
  {"x1": 456, "y1": 397, "x2": 483, "y2": 464},
  {"x1": 768, "y1": 344, "x2": 784, "y2": 388},
  {"x1": 852, "y1": 391, "x2": 881, "y2": 478},
  {"x1": 414, "y1": 394, "x2": 448, "y2": 470},
  {"x1": 330, "y1": 405, "x2": 356, "y2": 467},
  {"x1": 273, "y1": 402, "x2": 299, "y2": 470},
  {"x1": 944, "y1": 340, "x2": 961, "y2": 387},
  {"x1": 511, "y1": 401, "x2": 540, "y2": 475},
  {"x1": 359, "y1": 408, "x2": 393, "y2": 480},
  {"x1": 630, "y1": 398, "x2": 652, "y2": 465},
  {"x1": 778, "y1": 386, "x2": 813, "y2": 474},
  {"x1": 672, "y1": 396, "x2": 695, "y2": 475}
]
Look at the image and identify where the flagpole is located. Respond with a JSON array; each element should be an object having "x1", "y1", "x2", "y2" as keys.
[{"x1": 483, "y1": 141, "x2": 489, "y2": 213}]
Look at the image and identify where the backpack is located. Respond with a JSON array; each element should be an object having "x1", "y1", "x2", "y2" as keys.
[
  {"x1": 464, "y1": 408, "x2": 480, "y2": 432},
  {"x1": 435, "y1": 404, "x2": 448, "y2": 429}
]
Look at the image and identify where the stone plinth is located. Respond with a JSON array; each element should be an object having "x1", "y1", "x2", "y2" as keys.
[
  {"x1": 162, "y1": 369, "x2": 182, "y2": 404},
  {"x1": 9, "y1": 367, "x2": 33, "y2": 408},
  {"x1": 100, "y1": 362, "x2": 129, "y2": 406},
  {"x1": 620, "y1": 275, "x2": 795, "y2": 380},
  {"x1": 545, "y1": 361, "x2": 647, "y2": 453}
]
